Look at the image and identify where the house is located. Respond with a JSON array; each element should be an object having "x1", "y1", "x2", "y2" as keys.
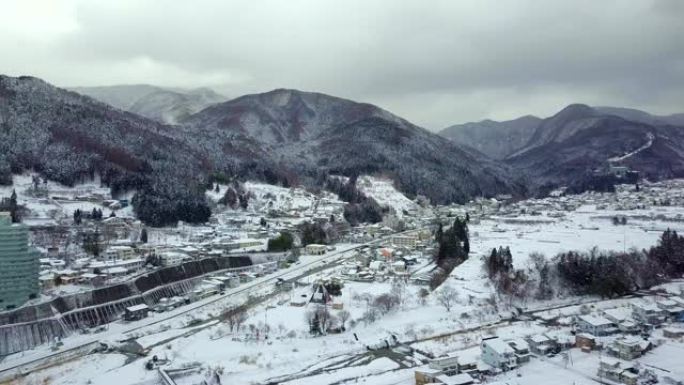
[
  {"x1": 414, "y1": 369, "x2": 473, "y2": 385},
  {"x1": 603, "y1": 308, "x2": 640, "y2": 334},
  {"x1": 305, "y1": 244, "x2": 327, "y2": 255},
  {"x1": 437, "y1": 373, "x2": 474, "y2": 385},
  {"x1": 105, "y1": 245, "x2": 136, "y2": 260},
  {"x1": 656, "y1": 298, "x2": 684, "y2": 320},
  {"x1": 663, "y1": 327, "x2": 684, "y2": 339},
  {"x1": 481, "y1": 337, "x2": 517, "y2": 371},
  {"x1": 369, "y1": 261, "x2": 387, "y2": 272},
  {"x1": 391, "y1": 260, "x2": 407, "y2": 274},
  {"x1": 429, "y1": 355, "x2": 460, "y2": 375},
  {"x1": 526, "y1": 334, "x2": 556, "y2": 355},
  {"x1": 597, "y1": 357, "x2": 638, "y2": 385},
  {"x1": 632, "y1": 302, "x2": 666, "y2": 325},
  {"x1": 506, "y1": 338, "x2": 532, "y2": 363},
  {"x1": 415, "y1": 368, "x2": 443, "y2": 385},
  {"x1": 455, "y1": 355, "x2": 478, "y2": 374},
  {"x1": 575, "y1": 333, "x2": 596, "y2": 351},
  {"x1": 576, "y1": 315, "x2": 616, "y2": 336},
  {"x1": 608, "y1": 336, "x2": 650, "y2": 360}
]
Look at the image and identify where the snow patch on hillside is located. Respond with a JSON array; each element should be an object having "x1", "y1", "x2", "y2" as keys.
[
  {"x1": 356, "y1": 176, "x2": 417, "y2": 216},
  {"x1": 207, "y1": 181, "x2": 345, "y2": 217}
]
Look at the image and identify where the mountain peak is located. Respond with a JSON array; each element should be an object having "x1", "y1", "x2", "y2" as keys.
[{"x1": 552, "y1": 103, "x2": 596, "y2": 120}]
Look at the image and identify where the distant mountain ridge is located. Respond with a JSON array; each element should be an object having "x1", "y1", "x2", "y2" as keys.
[
  {"x1": 440, "y1": 104, "x2": 684, "y2": 193},
  {"x1": 506, "y1": 104, "x2": 684, "y2": 192},
  {"x1": 439, "y1": 115, "x2": 541, "y2": 159},
  {"x1": 1, "y1": 76, "x2": 527, "y2": 227},
  {"x1": 180, "y1": 88, "x2": 526, "y2": 204},
  {"x1": 71, "y1": 84, "x2": 226, "y2": 124},
  {"x1": 1, "y1": 75, "x2": 214, "y2": 226}
]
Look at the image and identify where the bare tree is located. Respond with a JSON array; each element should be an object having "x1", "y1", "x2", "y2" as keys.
[
  {"x1": 391, "y1": 279, "x2": 407, "y2": 306},
  {"x1": 436, "y1": 284, "x2": 458, "y2": 312},
  {"x1": 338, "y1": 310, "x2": 351, "y2": 329},
  {"x1": 418, "y1": 288, "x2": 430, "y2": 306},
  {"x1": 374, "y1": 293, "x2": 400, "y2": 314}
]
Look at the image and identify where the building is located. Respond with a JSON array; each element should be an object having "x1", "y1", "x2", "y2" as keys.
[
  {"x1": 124, "y1": 303, "x2": 150, "y2": 321},
  {"x1": 105, "y1": 245, "x2": 136, "y2": 260},
  {"x1": 481, "y1": 337, "x2": 517, "y2": 371},
  {"x1": 603, "y1": 307, "x2": 640, "y2": 334},
  {"x1": 0, "y1": 212, "x2": 40, "y2": 310},
  {"x1": 663, "y1": 327, "x2": 684, "y2": 339},
  {"x1": 632, "y1": 302, "x2": 666, "y2": 325},
  {"x1": 158, "y1": 251, "x2": 189, "y2": 267},
  {"x1": 526, "y1": 334, "x2": 556, "y2": 355},
  {"x1": 305, "y1": 244, "x2": 327, "y2": 255},
  {"x1": 415, "y1": 368, "x2": 442, "y2": 385},
  {"x1": 575, "y1": 333, "x2": 596, "y2": 351},
  {"x1": 391, "y1": 235, "x2": 419, "y2": 249},
  {"x1": 429, "y1": 355, "x2": 460, "y2": 375},
  {"x1": 576, "y1": 315, "x2": 616, "y2": 336},
  {"x1": 506, "y1": 338, "x2": 532, "y2": 363},
  {"x1": 656, "y1": 298, "x2": 684, "y2": 320},
  {"x1": 608, "y1": 336, "x2": 650, "y2": 360},
  {"x1": 597, "y1": 357, "x2": 638, "y2": 385}
]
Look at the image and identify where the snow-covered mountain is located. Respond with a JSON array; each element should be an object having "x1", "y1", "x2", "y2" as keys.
[
  {"x1": 439, "y1": 115, "x2": 541, "y2": 159},
  {"x1": 0, "y1": 75, "x2": 211, "y2": 226},
  {"x1": 180, "y1": 88, "x2": 526, "y2": 204},
  {"x1": 507, "y1": 104, "x2": 684, "y2": 192},
  {"x1": 71, "y1": 84, "x2": 225, "y2": 124},
  {"x1": 1, "y1": 76, "x2": 527, "y2": 224}
]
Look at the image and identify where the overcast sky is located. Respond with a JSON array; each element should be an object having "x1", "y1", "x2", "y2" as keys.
[{"x1": 1, "y1": 0, "x2": 683, "y2": 129}]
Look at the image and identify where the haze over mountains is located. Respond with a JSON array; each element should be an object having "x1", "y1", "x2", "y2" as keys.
[{"x1": 71, "y1": 84, "x2": 226, "y2": 124}]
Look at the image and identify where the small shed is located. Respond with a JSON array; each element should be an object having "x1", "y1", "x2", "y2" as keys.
[{"x1": 124, "y1": 303, "x2": 150, "y2": 321}]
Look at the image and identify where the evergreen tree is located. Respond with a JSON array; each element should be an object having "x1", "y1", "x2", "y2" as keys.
[
  {"x1": 435, "y1": 223, "x2": 443, "y2": 244},
  {"x1": 9, "y1": 189, "x2": 19, "y2": 223}
]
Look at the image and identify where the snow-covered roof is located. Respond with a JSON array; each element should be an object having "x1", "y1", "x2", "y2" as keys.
[
  {"x1": 483, "y1": 337, "x2": 514, "y2": 355},
  {"x1": 126, "y1": 304, "x2": 149, "y2": 312},
  {"x1": 578, "y1": 315, "x2": 613, "y2": 327},
  {"x1": 603, "y1": 307, "x2": 632, "y2": 322}
]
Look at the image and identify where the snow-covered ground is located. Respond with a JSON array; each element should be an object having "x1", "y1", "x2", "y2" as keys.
[
  {"x1": 357, "y1": 176, "x2": 418, "y2": 216},
  {"x1": 0, "y1": 173, "x2": 135, "y2": 224},
  {"x1": 7, "y1": 180, "x2": 684, "y2": 385}
]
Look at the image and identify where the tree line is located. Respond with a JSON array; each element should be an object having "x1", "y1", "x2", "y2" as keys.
[
  {"x1": 430, "y1": 216, "x2": 470, "y2": 289},
  {"x1": 325, "y1": 176, "x2": 384, "y2": 226},
  {"x1": 484, "y1": 229, "x2": 684, "y2": 302}
]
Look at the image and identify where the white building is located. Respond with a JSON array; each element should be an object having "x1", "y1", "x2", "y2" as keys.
[
  {"x1": 158, "y1": 251, "x2": 189, "y2": 267},
  {"x1": 576, "y1": 315, "x2": 616, "y2": 336},
  {"x1": 391, "y1": 235, "x2": 418, "y2": 248},
  {"x1": 105, "y1": 245, "x2": 135, "y2": 260},
  {"x1": 305, "y1": 244, "x2": 327, "y2": 255},
  {"x1": 481, "y1": 337, "x2": 517, "y2": 371}
]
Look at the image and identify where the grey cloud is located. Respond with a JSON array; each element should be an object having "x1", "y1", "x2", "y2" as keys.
[{"x1": 1, "y1": 0, "x2": 682, "y2": 129}]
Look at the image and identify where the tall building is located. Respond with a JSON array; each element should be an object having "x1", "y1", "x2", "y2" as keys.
[{"x1": 0, "y1": 212, "x2": 39, "y2": 310}]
